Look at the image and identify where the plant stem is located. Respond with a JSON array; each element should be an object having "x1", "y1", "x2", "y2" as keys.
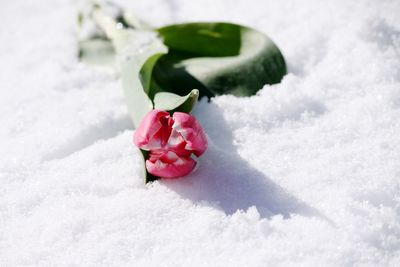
[{"x1": 92, "y1": 8, "x2": 119, "y2": 39}]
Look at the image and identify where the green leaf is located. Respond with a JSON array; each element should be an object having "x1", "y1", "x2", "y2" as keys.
[
  {"x1": 154, "y1": 22, "x2": 287, "y2": 98},
  {"x1": 158, "y1": 23, "x2": 240, "y2": 57},
  {"x1": 116, "y1": 30, "x2": 167, "y2": 127},
  {"x1": 139, "y1": 53, "x2": 164, "y2": 95},
  {"x1": 92, "y1": 8, "x2": 168, "y2": 127},
  {"x1": 154, "y1": 89, "x2": 199, "y2": 113}
]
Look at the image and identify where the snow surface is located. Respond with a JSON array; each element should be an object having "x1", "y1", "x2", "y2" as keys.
[{"x1": 1, "y1": 0, "x2": 400, "y2": 266}]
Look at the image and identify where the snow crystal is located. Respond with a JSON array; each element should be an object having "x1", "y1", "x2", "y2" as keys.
[{"x1": 1, "y1": 0, "x2": 400, "y2": 266}]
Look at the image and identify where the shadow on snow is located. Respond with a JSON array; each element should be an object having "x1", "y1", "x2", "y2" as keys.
[{"x1": 162, "y1": 101, "x2": 326, "y2": 220}]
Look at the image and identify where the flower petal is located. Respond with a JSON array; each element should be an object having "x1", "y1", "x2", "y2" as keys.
[
  {"x1": 146, "y1": 155, "x2": 196, "y2": 178},
  {"x1": 172, "y1": 112, "x2": 208, "y2": 157},
  {"x1": 133, "y1": 110, "x2": 170, "y2": 150}
]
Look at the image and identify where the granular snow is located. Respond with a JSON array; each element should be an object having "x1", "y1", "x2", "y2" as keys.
[{"x1": 0, "y1": 0, "x2": 400, "y2": 266}]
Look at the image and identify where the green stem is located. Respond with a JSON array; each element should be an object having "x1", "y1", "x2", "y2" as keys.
[{"x1": 92, "y1": 8, "x2": 119, "y2": 39}]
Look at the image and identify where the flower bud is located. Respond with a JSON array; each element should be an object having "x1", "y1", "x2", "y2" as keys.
[{"x1": 134, "y1": 110, "x2": 208, "y2": 178}]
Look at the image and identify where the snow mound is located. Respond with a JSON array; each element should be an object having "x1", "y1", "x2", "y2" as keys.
[{"x1": 1, "y1": 0, "x2": 400, "y2": 266}]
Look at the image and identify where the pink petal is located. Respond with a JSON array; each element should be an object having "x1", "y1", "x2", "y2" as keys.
[
  {"x1": 133, "y1": 110, "x2": 170, "y2": 150},
  {"x1": 146, "y1": 155, "x2": 196, "y2": 178},
  {"x1": 172, "y1": 112, "x2": 208, "y2": 157}
]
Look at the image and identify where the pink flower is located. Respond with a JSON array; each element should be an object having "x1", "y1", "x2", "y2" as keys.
[{"x1": 134, "y1": 110, "x2": 208, "y2": 178}]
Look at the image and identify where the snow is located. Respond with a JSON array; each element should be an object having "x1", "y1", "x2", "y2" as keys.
[{"x1": 1, "y1": 0, "x2": 400, "y2": 266}]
